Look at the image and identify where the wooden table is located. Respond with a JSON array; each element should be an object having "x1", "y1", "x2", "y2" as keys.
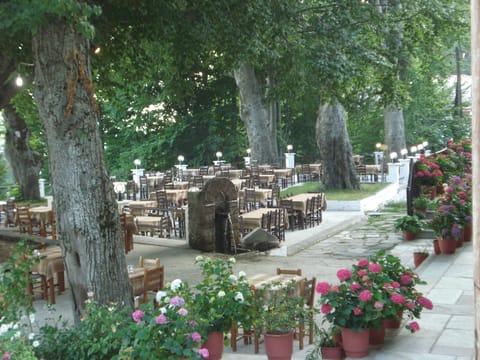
[
  {"x1": 30, "y1": 246, "x2": 65, "y2": 304},
  {"x1": 127, "y1": 200, "x2": 157, "y2": 216},
  {"x1": 238, "y1": 188, "x2": 272, "y2": 207},
  {"x1": 30, "y1": 206, "x2": 52, "y2": 237},
  {"x1": 248, "y1": 273, "x2": 304, "y2": 292},
  {"x1": 284, "y1": 193, "x2": 327, "y2": 214},
  {"x1": 239, "y1": 208, "x2": 288, "y2": 230}
]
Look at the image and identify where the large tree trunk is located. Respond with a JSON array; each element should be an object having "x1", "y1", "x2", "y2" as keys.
[
  {"x1": 384, "y1": 104, "x2": 407, "y2": 156},
  {"x1": 233, "y1": 64, "x2": 280, "y2": 166},
  {"x1": 315, "y1": 99, "x2": 359, "y2": 190},
  {"x1": 3, "y1": 104, "x2": 42, "y2": 200},
  {"x1": 32, "y1": 18, "x2": 133, "y2": 320}
]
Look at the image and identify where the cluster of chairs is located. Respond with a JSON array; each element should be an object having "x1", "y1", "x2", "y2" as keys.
[
  {"x1": 230, "y1": 268, "x2": 316, "y2": 353},
  {"x1": 3, "y1": 200, "x2": 56, "y2": 239},
  {"x1": 260, "y1": 208, "x2": 286, "y2": 241},
  {"x1": 134, "y1": 189, "x2": 186, "y2": 239}
]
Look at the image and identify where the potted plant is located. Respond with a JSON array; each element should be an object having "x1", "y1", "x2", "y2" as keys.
[
  {"x1": 306, "y1": 324, "x2": 343, "y2": 360},
  {"x1": 412, "y1": 195, "x2": 431, "y2": 215},
  {"x1": 257, "y1": 280, "x2": 310, "y2": 360},
  {"x1": 413, "y1": 248, "x2": 429, "y2": 268},
  {"x1": 394, "y1": 215, "x2": 425, "y2": 240},
  {"x1": 429, "y1": 205, "x2": 462, "y2": 254},
  {"x1": 192, "y1": 256, "x2": 256, "y2": 360}
]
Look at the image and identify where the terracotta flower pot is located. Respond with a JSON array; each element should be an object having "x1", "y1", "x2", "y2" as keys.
[
  {"x1": 438, "y1": 237, "x2": 457, "y2": 254},
  {"x1": 403, "y1": 230, "x2": 416, "y2": 241},
  {"x1": 463, "y1": 226, "x2": 472, "y2": 242},
  {"x1": 369, "y1": 323, "x2": 385, "y2": 345},
  {"x1": 413, "y1": 252, "x2": 428, "y2": 268},
  {"x1": 340, "y1": 327, "x2": 369, "y2": 358},
  {"x1": 383, "y1": 310, "x2": 403, "y2": 329},
  {"x1": 264, "y1": 332, "x2": 294, "y2": 360},
  {"x1": 203, "y1": 331, "x2": 224, "y2": 360},
  {"x1": 433, "y1": 239, "x2": 441, "y2": 255},
  {"x1": 321, "y1": 346, "x2": 343, "y2": 360}
]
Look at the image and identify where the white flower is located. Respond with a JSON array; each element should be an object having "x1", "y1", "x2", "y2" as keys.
[
  {"x1": 195, "y1": 255, "x2": 204, "y2": 261},
  {"x1": 229, "y1": 274, "x2": 238, "y2": 282},
  {"x1": 228, "y1": 257, "x2": 236, "y2": 264},
  {"x1": 32, "y1": 340, "x2": 40, "y2": 348},
  {"x1": 156, "y1": 291, "x2": 167, "y2": 303},
  {"x1": 238, "y1": 271, "x2": 247, "y2": 278},
  {"x1": 29, "y1": 314, "x2": 35, "y2": 323},
  {"x1": 28, "y1": 332, "x2": 35, "y2": 340},
  {"x1": 217, "y1": 290, "x2": 226, "y2": 298},
  {"x1": 234, "y1": 292, "x2": 244, "y2": 303},
  {"x1": 160, "y1": 307, "x2": 167, "y2": 314},
  {"x1": 171, "y1": 279, "x2": 182, "y2": 291}
]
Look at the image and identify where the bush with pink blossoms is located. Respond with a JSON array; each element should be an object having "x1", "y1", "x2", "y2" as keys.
[{"x1": 316, "y1": 251, "x2": 433, "y2": 333}]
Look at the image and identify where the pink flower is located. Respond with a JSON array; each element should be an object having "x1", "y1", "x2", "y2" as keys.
[
  {"x1": 350, "y1": 282, "x2": 361, "y2": 291},
  {"x1": 170, "y1": 296, "x2": 185, "y2": 307},
  {"x1": 400, "y1": 274, "x2": 412, "y2": 284},
  {"x1": 177, "y1": 308, "x2": 188, "y2": 316},
  {"x1": 198, "y1": 348, "x2": 209, "y2": 358},
  {"x1": 155, "y1": 314, "x2": 167, "y2": 324},
  {"x1": 357, "y1": 259, "x2": 369, "y2": 267},
  {"x1": 391, "y1": 293, "x2": 405, "y2": 304},
  {"x1": 406, "y1": 301, "x2": 415, "y2": 310},
  {"x1": 392, "y1": 281, "x2": 400, "y2": 288},
  {"x1": 3, "y1": 353, "x2": 11, "y2": 360},
  {"x1": 353, "y1": 307, "x2": 362, "y2": 315},
  {"x1": 417, "y1": 296, "x2": 433, "y2": 310},
  {"x1": 132, "y1": 309, "x2": 144, "y2": 323},
  {"x1": 336, "y1": 268, "x2": 352, "y2": 281},
  {"x1": 357, "y1": 269, "x2": 367, "y2": 277},
  {"x1": 374, "y1": 301, "x2": 384, "y2": 310},
  {"x1": 192, "y1": 331, "x2": 202, "y2": 342},
  {"x1": 383, "y1": 283, "x2": 393, "y2": 290},
  {"x1": 321, "y1": 304, "x2": 333, "y2": 314},
  {"x1": 332, "y1": 285, "x2": 341, "y2": 293},
  {"x1": 316, "y1": 282, "x2": 330, "y2": 295},
  {"x1": 408, "y1": 321, "x2": 420, "y2": 333},
  {"x1": 368, "y1": 263, "x2": 382, "y2": 273},
  {"x1": 359, "y1": 289, "x2": 372, "y2": 302}
]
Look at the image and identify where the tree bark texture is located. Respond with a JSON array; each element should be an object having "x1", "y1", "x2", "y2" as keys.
[
  {"x1": 233, "y1": 64, "x2": 280, "y2": 166},
  {"x1": 470, "y1": 0, "x2": 480, "y2": 356},
  {"x1": 32, "y1": 18, "x2": 133, "y2": 319},
  {"x1": 383, "y1": 104, "x2": 407, "y2": 156},
  {"x1": 315, "y1": 100, "x2": 359, "y2": 190},
  {"x1": 3, "y1": 104, "x2": 42, "y2": 200}
]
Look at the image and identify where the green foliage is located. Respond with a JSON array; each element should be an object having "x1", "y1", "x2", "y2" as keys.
[
  {"x1": 0, "y1": 157, "x2": 9, "y2": 199},
  {"x1": 257, "y1": 280, "x2": 309, "y2": 335},
  {"x1": 394, "y1": 215, "x2": 425, "y2": 233},
  {"x1": 192, "y1": 256, "x2": 256, "y2": 334},
  {"x1": 35, "y1": 299, "x2": 130, "y2": 360},
  {"x1": 0, "y1": 241, "x2": 38, "y2": 324}
]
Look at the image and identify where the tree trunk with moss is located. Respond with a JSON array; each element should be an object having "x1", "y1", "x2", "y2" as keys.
[
  {"x1": 315, "y1": 99, "x2": 359, "y2": 190},
  {"x1": 3, "y1": 104, "x2": 43, "y2": 200},
  {"x1": 32, "y1": 18, "x2": 133, "y2": 321}
]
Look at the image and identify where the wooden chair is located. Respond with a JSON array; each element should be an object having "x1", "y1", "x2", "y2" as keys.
[
  {"x1": 279, "y1": 199, "x2": 303, "y2": 230},
  {"x1": 138, "y1": 256, "x2": 161, "y2": 268},
  {"x1": 45, "y1": 209, "x2": 57, "y2": 240},
  {"x1": 244, "y1": 189, "x2": 258, "y2": 212},
  {"x1": 142, "y1": 265, "x2": 165, "y2": 303},
  {"x1": 139, "y1": 175, "x2": 149, "y2": 200},
  {"x1": 125, "y1": 180, "x2": 137, "y2": 200},
  {"x1": 192, "y1": 175, "x2": 204, "y2": 189},
  {"x1": 16, "y1": 205, "x2": 33, "y2": 234},
  {"x1": 298, "y1": 277, "x2": 317, "y2": 349},
  {"x1": 4, "y1": 199, "x2": 16, "y2": 227},
  {"x1": 267, "y1": 184, "x2": 280, "y2": 208},
  {"x1": 276, "y1": 268, "x2": 302, "y2": 276},
  {"x1": 199, "y1": 166, "x2": 209, "y2": 176},
  {"x1": 120, "y1": 211, "x2": 134, "y2": 254},
  {"x1": 172, "y1": 208, "x2": 186, "y2": 238},
  {"x1": 271, "y1": 209, "x2": 285, "y2": 241}
]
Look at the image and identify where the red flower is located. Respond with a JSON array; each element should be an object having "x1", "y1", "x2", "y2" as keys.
[
  {"x1": 357, "y1": 259, "x2": 369, "y2": 267},
  {"x1": 321, "y1": 304, "x2": 333, "y2": 314},
  {"x1": 336, "y1": 268, "x2": 352, "y2": 281},
  {"x1": 368, "y1": 263, "x2": 382, "y2": 273},
  {"x1": 408, "y1": 321, "x2": 420, "y2": 333},
  {"x1": 391, "y1": 293, "x2": 405, "y2": 304},
  {"x1": 417, "y1": 296, "x2": 433, "y2": 310},
  {"x1": 359, "y1": 289, "x2": 372, "y2": 302},
  {"x1": 400, "y1": 274, "x2": 412, "y2": 284},
  {"x1": 353, "y1": 307, "x2": 362, "y2": 316},
  {"x1": 316, "y1": 282, "x2": 330, "y2": 295}
]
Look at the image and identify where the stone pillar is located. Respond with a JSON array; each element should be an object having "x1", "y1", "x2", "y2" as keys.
[
  {"x1": 285, "y1": 153, "x2": 295, "y2": 169},
  {"x1": 38, "y1": 178, "x2": 46, "y2": 198},
  {"x1": 398, "y1": 159, "x2": 411, "y2": 186},
  {"x1": 387, "y1": 163, "x2": 400, "y2": 183}
]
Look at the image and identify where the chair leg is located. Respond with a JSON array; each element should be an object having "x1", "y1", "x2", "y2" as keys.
[{"x1": 299, "y1": 324, "x2": 304, "y2": 350}]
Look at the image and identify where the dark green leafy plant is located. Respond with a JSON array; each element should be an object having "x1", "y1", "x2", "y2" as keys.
[{"x1": 394, "y1": 215, "x2": 425, "y2": 233}]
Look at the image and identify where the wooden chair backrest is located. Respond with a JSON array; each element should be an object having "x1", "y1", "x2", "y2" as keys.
[
  {"x1": 138, "y1": 256, "x2": 161, "y2": 268},
  {"x1": 276, "y1": 268, "x2": 302, "y2": 276}
]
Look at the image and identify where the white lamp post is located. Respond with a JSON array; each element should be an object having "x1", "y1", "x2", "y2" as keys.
[
  {"x1": 177, "y1": 155, "x2": 184, "y2": 165},
  {"x1": 134, "y1": 159, "x2": 141, "y2": 170},
  {"x1": 285, "y1": 145, "x2": 295, "y2": 169},
  {"x1": 244, "y1": 148, "x2": 251, "y2": 166}
]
